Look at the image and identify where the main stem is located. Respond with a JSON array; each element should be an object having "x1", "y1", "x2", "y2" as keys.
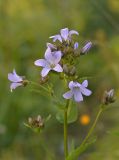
[
  {"x1": 80, "y1": 106, "x2": 103, "y2": 148},
  {"x1": 64, "y1": 100, "x2": 70, "y2": 159}
]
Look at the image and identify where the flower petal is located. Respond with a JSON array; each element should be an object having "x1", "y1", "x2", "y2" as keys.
[
  {"x1": 82, "y1": 80, "x2": 88, "y2": 87},
  {"x1": 53, "y1": 64, "x2": 63, "y2": 72},
  {"x1": 34, "y1": 59, "x2": 47, "y2": 67},
  {"x1": 74, "y1": 90, "x2": 83, "y2": 102},
  {"x1": 80, "y1": 87, "x2": 92, "y2": 96},
  {"x1": 53, "y1": 51, "x2": 62, "y2": 64},
  {"x1": 69, "y1": 30, "x2": 79, "y2": 36},
  {"x1": 46, "y1": 43, "x2": 56, "y2": 49},
  {"x1": 10, "y1": 82, "x2": 22, "y2": 92},
  {"x1": 69, "y1": 81, "x2": 74, "y2": 89},
  {"x1": 8, "y1": 70, "x2": 22, "y2": 82},
  {"x1": 41, "y1": 67, "x2": 51, "y2": 77},
  {"x1": 60, "y1": 28, "x2": 69, "y2": 41},
  {"x1": 49, "y1": 35, "x2": 62, "y2": 42},
  {"x1": 63, "y1": 91, "x2": 73, "y2": 99},
  {"x1": 44, "y1": 47, "x2": 52, "y2": 61}
]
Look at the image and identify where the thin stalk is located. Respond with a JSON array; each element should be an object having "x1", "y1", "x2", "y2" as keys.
[
  {"x1": 80, "y1": 106, "x2": 104, "y2": 148},
  {"x1": 64, "y1": 100, "x2": 70, "y2": 159}
]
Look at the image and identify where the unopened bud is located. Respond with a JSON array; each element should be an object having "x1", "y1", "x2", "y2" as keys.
[
  {"x1": 102, "y1": 89, "x2": 116, "y2": 105},
  {"x1": 63, "y1": 64, "x2": 69, "y2": 74},
  {"x1": 80, "y1": 42, "x2": 92, "y2": 55},
  {"x1": 23, "y1": 80, "x2": 29, "y2": 86},
  {"x1": 69, "y1": 66, "x2": 76, "y2": 76}
]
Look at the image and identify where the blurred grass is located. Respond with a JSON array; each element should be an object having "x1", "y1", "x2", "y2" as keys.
[{"x1": 0, "y1": 0, "x2": 119, "y2": 159}]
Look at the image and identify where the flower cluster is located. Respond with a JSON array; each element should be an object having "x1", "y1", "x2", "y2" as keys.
[{"x1": 8, "y1": 28, "x2": 92, "y2": 102}]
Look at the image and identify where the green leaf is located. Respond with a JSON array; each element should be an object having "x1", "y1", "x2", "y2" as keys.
[
  {"x1": 66, "y1": 138, "x2": 96, "y2": 160},
  {"x1": 56, "y1": 101, "x2": 78, "y2": 124}
]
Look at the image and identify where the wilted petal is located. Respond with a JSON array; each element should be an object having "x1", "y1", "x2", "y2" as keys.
[
  {"x1": 53, "y1": 64, "x2": 63, "y2": 72},
  {"x1": 8, "y1": 70, "x2": 22, "y2": 82},
  {"x1": 53, "y1": 51, "x2": 62, "y2": 64},
  {"x1": 63, "y1": 91, "x2": 73, "y2": 99},
  {"x1": 34, "y1": 59, "x2": 47, "y2": 67},
  {"x1": 41, "y1": 67, "x2": 51, "y2": 77},
  {"x1": 82, "y1": 80, "x2": 88, "y2": 87},
  {"x1": 50, "y1": 35, "x2": 62, "y2": 42},
  {"x1": 60, "y1": 28, "x2": 69, "y2": 41},
  {"x1": 74, "y1": 42, "x2": 79, "y2": 49},
  {"x1": 69, "y1": 30, "x2": 79, "y2": 36},
  {"x1": 80, "y1": 87, "x2": 92, "y2": 96},
  {"x1": 10, "y1": 82, "x2": 22, "y2": 91},
  {"x1": 81, "y1": 42, "x2": 92, "y2": 53},
  {"x1": 74, "y1": 90, "x2": 83, "y2": 102}
]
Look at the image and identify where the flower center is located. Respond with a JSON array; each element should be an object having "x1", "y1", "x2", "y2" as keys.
[{"x1": 50, "y1": 64, "x2": 56, "y2": 68}]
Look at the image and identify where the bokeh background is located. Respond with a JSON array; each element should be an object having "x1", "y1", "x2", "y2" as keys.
[{"x1": 0, "y1": 0, "x2": 119, "y2": 159}]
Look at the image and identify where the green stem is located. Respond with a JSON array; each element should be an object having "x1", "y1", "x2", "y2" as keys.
[
  {"x1": 80, "y1": 105, "x2": 104, "y2": 148},
  {"x1": 64, "y1": 100, "x2": 70, "y2": 159}
]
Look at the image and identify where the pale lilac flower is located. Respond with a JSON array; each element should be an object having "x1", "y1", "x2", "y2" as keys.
[
  {"x1": 8, "y1": 69, "x2": 23, "y2": 92},
  {"x1": 81, "y1": 42, "x2": 92, "y2": 53},
  {"x1": 49, "y1": 28, "x2": 79, "y2": 42},
  {"x1": 74, "y1": 42, "x2": 79, "y2": 49},
  {"x1": 63, "y1": 80, "x2": 92, "y2": 102},
  {"x1": 34, "y1": 47, "x2": 63, "y2": 77}
]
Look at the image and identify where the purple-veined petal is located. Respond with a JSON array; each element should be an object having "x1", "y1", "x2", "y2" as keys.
[
  {"x1": 81, "y1": 42, "x2": 92, "y2": 53},
  {"x1": 60, "y1": 28, "x2": 69, "y2": 41},
  {"x1": 53, "y1": 51, "x2": 62, "y2": 64},
  {"x1": 10, "y1": 82, "x2": 22, "y2": 92},
  {"x1": 74, "y1": 42, "x2": 79, "y2": 49},
  {"x1": 8, "y1": 70, "x2": 22, "y2": 82},
  {"x1": 69, "y1": 30, "x2": 79, "y2": 36},
  {"x1": 46, "y1": 43, "x2": 57, "y2": 49},
  {"x1": 82, "y1": 80, "x2": 88, "y2": 87},
  {"x1": 44, "y1": 47, "x2": 52, "y2": 61},
  {"x1": 49, "y1": 35, "x2": 62, "y2": 42},
  {"x1": 74, "y1": 90, "x2": 83, "y2": 102},
  {"x1": 80, "y1": 87, "x2": 92, "y2": 96},
  {"x1": 41, "y1": 67, "x2": 51, "y2": 77},
  {"x1": 53, "y1": 64, "x2": 63, "y2": 72},
  {"x1": 63, "y1": 91, "x2": 73, "y2": 99},
  {"x1": 34, "y1": 59, "x2": 47, "y2": 67}
]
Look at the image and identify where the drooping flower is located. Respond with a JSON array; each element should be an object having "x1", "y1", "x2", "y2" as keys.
[
  {"x1": 8, "y1": 69, "x2": 23, "y2": 92},
  {"x1": 81, "y1": 42, "x2": 92, "y2": 54},
  {"x1": 34, "y1": 47, "x2": 63, "y2": 77},
  {"x1": 49, "y1": 28, "x2": 79, "y2": 42},
  {"x1": 63, "y1": 80, "x2": 92, "y2": 102}
]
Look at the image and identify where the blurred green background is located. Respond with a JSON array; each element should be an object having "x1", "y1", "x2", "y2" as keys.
[{"x1": 0, "y1": 0, "x2": 119, "y2": 159}]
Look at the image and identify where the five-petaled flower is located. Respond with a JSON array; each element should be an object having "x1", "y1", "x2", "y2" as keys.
[
  {"x1": 50, "y1": 28, "x2": 79, "y2": 43},
  {"x1": 34, "y1": 47, "x2": 63, "y2": 77},
  {"x1": 8, "y1": 69, "x2": 23, "y2": 92},
  {"x1": 63, "y1": 80, "x2": 92, "y2": 102}
]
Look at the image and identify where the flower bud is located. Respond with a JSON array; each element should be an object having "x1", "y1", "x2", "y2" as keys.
[
  {"x1": 63, "y1": 64, "x2": 69, "y2": 74},
  {"x1": 69, "y1": 66, "x2": 76, "y2": 76},
  {"x1": 80, "y1": 42, "x2": 92, "y2": 55},
  {"x1": 102, "y1": 89, "x2": 116, "y2": 105},
  {"x1": 23, "y1": 80, "x2": 29, "y2": 86}
]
